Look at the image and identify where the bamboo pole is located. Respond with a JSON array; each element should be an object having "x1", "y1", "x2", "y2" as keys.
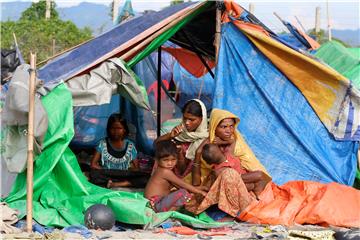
[
  {"x1": 26, "y1": 53, "x2": 36, "y2": 233},
  {"x1": 36, "y1": 37, "x2": 94, "y2": 66},
  {"x1": 113, "y1": 0, "x2": 120, "y2": 23},
  {"x1": 214, "y1": 5, "x2": 221, "y2": 64},
  {"x1": 315, "y1": 7, "x2": 321, "y2": 34},
  {"x1": 156, "y1": 47, "x2": 162, "y2": 138},
  {"x1": 249, "y1": 3, "x2": 254, "y2": 14},
  {"x1": 273, "y1": 12, "x2": 283, "y2": 22},
  {"x1": 45, "y1": 0, "x2": 51, "y2": 20},
  {"x1": 326, "y1": 0, "x2": 332, "y2": 41},
  {"x1": 295, "y1": 16, "x2": 307, "y2": 33},
  {"x1": 12, "y1": 32, "x2": 18, "y2": 46}
]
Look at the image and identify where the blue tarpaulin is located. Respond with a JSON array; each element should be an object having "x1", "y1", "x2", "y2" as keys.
[{"x1": 213, "y1": 23, "x2": 358, "y2": 185}]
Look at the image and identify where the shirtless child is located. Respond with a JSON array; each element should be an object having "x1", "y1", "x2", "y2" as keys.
[{"x1": 144, "y1": 140, "x2": 207, "y2": 212}]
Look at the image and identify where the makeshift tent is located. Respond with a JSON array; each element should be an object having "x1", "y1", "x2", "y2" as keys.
[
  {"x1": 213, "y1": 2, "x2": 359, "y2": 185},
  {"x1": 3, "y1": 0, "x2": 360, "y2": 228},
  {"x1": 314, "y1": 41, "x2": 360, "y2": 89}
]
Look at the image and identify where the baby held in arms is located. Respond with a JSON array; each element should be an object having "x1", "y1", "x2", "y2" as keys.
[
  {"x1": 144, "y1": 140, "x2": 207, "y2": 212},
  {"x1": 202, "y1": 143, "x2": 247, "y2": 177},
  {"x1": 201, "y1": 143, "x2": 264, "y2": 197}
]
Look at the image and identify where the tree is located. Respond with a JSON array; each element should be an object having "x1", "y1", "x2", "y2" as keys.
[
  {"x1": 1, "y1": 0, "x2": 92, "y2": 63},
  {"x1": 20, "y1": 0, "x2": 59, "y2": 21},
  {"x1": 170, "y1": 0, "x2": 184, "y2": 6},
  {"x1": 308, "y1": 28, "x2": 351, "y2": 47}
]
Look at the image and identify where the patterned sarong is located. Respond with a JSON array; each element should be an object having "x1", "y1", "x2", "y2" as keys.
[
  {"x1": 149, "y1": 189, "x2": 192, "y2": 212},
  {"x1": 186, "y1": 168, "x2": 256, "y2": 217}
]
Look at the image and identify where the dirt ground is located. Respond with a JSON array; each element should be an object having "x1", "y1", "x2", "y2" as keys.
[{"x1": 1, "y1": 222, "x2": 352, "y2": 240}]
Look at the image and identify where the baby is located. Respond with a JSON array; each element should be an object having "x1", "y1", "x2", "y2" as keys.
[
  {"x1": 202, "y1": 143, "x2": 247, "y2": 177},
  {"x1": 202, "y1": 143, "x2": 269, "y2": 198}
]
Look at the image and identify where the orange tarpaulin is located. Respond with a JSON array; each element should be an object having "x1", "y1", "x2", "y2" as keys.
[
  {"x1": 239, "y1": 181, "x2": 360, "y2": 228},
  {"x1": 163, "y1": 47, "x2": 215, "y2": 78}
]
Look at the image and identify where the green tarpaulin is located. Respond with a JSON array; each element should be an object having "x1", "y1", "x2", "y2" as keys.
[
  {"x1": 314, "y1": 41, "x2": 360, "y2": 89},
  {"x1": 4, "y1": 84, "x2": 227, "y2": 228}
]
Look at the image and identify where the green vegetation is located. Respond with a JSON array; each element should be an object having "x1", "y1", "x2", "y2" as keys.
[
  {"x1": 1, "y1": 0, "x2": 92, "y2": 63},
  {"x1": 308, "y1": 28, "x2": 351, "y2": 47},
  {"x1": 170, "y1": 0, "x2": 185, "y2": 6}
]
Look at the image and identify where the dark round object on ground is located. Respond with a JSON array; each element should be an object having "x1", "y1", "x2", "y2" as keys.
[{"x1": 84, "y1": 204, "x2": 115, "y2": 230}]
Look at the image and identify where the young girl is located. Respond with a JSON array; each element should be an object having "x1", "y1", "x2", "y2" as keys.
[
  {"x1": 90, "y1": 113, "x2": 139, "y2": 187},
  {"x1": 144, "y1": 140, "x2": 207, "y2": 212}
]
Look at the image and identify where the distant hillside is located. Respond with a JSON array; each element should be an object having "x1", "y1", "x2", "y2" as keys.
[
  {"x1": 332, "y1": 29, "x2": 360, "y2": 47},
  {"x1": 1, "y1": 1, "x2": 113, "y2": 35},
  {"x1": 0, "y1": 1, "x2": 31, "y2": 21},
  {"x1": 1, "y1": 1, "x2": 359, "y2": 46},
  {"x1": 58, "y1": 2, "x2": 113, "y2": 35}
]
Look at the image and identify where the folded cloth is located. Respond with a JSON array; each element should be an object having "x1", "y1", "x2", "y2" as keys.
[{"x1": 0, "y1": 202, "x2": 21, "y2": 234}]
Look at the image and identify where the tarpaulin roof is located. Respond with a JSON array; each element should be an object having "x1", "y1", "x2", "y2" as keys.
[
  {"x1": 37, "y1": 1, "x2": 213, "y2": 85},
  {"x1": 314, "y1": 41, "x2": 360, "y2": 89}
]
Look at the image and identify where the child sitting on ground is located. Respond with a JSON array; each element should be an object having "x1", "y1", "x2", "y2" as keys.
[{"x1": 144, "y1": 140, "x2": 207, "y2": 212}]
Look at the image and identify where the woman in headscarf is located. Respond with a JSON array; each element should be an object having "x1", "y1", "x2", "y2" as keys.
[
  {"x1": 154, "y1": 99, "x2": 210, "y2": 184},
  {"x1": 187, "y1": 108, "x2": 271, "y2": 220}
]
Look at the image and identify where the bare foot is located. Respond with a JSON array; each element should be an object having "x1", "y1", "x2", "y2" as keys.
[
  {"x1": 107, "y1": 179, "x2": 113, "y2": 188},
  {"x1": 217, "y1": 215, "x2": 235, "y2": 222}
]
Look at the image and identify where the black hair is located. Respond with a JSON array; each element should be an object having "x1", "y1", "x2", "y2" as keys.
[
  {"x1": 106, "y1": 113, "x2": 129, "y2": 138},
  {"x1": 182, "y1": 100, "x2": 202, "y2": 117},
  {"x1": 154, "y1": 140, "x2": 178, "y2": 160},
  {"x1": 202, "y1": 144, "x2": 223, "y2": 164}
]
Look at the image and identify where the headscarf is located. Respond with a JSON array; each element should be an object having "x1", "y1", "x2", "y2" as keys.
[
  {"x1": 209, "y1": 108, "x2": 270, "y2": 176},
  {"x1": 175, "y1": 99, "x2": 209, "y2": 160}
]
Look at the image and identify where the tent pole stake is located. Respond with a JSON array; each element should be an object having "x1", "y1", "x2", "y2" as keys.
[
  {"x1": 215, "y1": 4, "x2": 221, "y2": 64},
  {"x1": 157, "y1": 47, "x2": 162, "y2": 137},
  {"x1": 26, "y1": 53, "x2": 36, "y2": 233}
]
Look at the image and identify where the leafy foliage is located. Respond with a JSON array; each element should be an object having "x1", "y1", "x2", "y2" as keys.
[
  {"x1": 170, "y1": 0, "x2": 185, "y2": 6},
  {"x1": 308, "y1": 28, "x2": 351, "y2": 47},
  {"x1": 1, "y1": 0, "x2": 92, "y2": 63},
  {"x1": 20, "y1": 0, "x2": 59, "y2": 21}
]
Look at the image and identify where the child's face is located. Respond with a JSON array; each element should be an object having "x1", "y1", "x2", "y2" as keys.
[
  {"x1": 109, "y1": 121, "x2": 126, "y2": 140},
  {"x1": 158, "y1": 155, "x2": 177, "y2": 170}
]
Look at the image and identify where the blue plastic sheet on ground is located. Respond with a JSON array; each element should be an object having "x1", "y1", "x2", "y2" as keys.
[{"x1": 213, "y1": 23, "x2": 358, "y2": 185}]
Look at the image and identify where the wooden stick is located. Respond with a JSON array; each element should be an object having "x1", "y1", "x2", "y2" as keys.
[
  {"x1": 26, "y1": 53, "x2": 36, "y2": 233},
  {"x1": 315, "y1": 7, "x2": 321, "y2": 34},
  {"x1": 214, "y1": 6, "x2": 221, "y2": 64},
  {"x1": 12, "y1": 32, "x2": 18, "y2": 46},
  {"x1": 295, "y1": 16, "x2": 307, "y2": 33},
  {"x1": 326, "y1": 0, "x2": 332, "y2": 41},
  {"x1": 36, "y1": 36, "x2": 95, "y2": 66},
  {"x1": 273, "y1": 12, "x2": 283, "y2": 22}
]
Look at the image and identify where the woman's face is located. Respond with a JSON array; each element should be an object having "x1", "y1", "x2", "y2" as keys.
[
  {"x1": 109, "y1": 121, "x2": 126, "y2": 140},
  {"x1": 215, "y1": 118, "x2": 235, "y2": 140},
  {"x1": 183, "y1": 112, "x2": 202, "y2": 132}
]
